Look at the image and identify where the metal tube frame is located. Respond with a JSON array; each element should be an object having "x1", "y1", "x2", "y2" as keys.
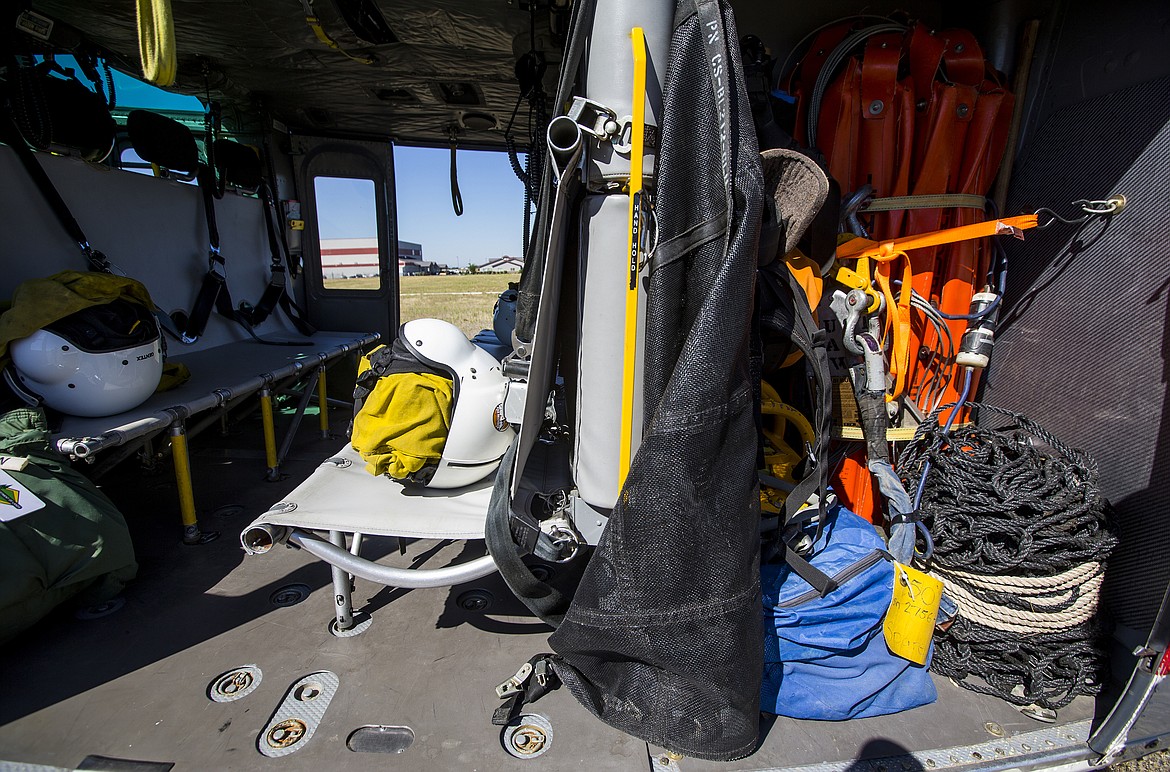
[
  {"x1": 287, "y1": 530, "x2": 500, "y2": 590},
  {"x1": 275, "y1": 368, "x2": 320, "y2": 470},
  {"x1": 329, "y1": 530, "x2": 355, "y2": 631}
]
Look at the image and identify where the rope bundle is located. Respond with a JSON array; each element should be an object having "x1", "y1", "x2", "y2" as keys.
[{"x1": 897, "y1": 403, "x2": 1118, "y2": 710}]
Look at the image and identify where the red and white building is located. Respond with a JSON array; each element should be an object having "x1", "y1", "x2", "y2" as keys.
[{"x1": 319, "y1": 238, "x2": 431, "y2": 277}]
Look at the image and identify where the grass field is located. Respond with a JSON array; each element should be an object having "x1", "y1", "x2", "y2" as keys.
[{"x1": 325, "y1": 273, "x2": 517, "y2": 337}]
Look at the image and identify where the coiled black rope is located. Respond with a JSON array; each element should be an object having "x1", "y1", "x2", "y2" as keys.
[{"x1": 897, "y1": 402, "x2": 1118, "y2": 710}]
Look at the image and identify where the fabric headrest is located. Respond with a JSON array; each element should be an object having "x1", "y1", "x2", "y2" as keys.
[
  {"x1": 127, "y1": 110, "x2": 199, "y2": 174},
  {"x1": 213, "y1": 139, "x2": 263, "y2": 190}
]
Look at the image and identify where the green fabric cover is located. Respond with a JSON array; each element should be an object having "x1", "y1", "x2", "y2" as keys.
[{"x1": 0, "y1": 407, "x2": 137, "y2": 644}]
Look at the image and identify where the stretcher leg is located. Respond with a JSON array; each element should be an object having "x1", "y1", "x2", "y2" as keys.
[
  {"x1": 317, "y1": 364, "x2": 330, "y2": 439},
  {"x1": 325, "y1": 530, "x2": 372, "y2": 637},
  {"x1": 329, "y1": 531, "x2": 355, "y2": 631},
  {"x1": 171, "y1": 421, "x2": 218, "y2": 545},
  {"x1": 260, "y1": 386, "x2": 280, "y2": 481}
]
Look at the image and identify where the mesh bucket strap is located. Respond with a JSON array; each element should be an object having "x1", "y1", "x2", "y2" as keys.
[{"x1": 759, "y1": 264, "x2": 836, "y2": 594}]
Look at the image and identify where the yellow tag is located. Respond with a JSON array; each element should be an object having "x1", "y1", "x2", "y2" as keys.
[{"x1": 884, "y1": 562, "x2": 943, "y2": 665}]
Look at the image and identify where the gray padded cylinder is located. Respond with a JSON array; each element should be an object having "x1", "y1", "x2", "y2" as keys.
[
  {"x1": 583, "y1": 0, "x2": 674, "y2": 189},
  {"x1": 573, "y1": 193, "x2": 644, "y2": 509}
]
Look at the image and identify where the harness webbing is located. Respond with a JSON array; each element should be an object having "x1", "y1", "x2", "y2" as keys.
[
  {"x1": 0, "y1": 112, "x2": 111, "y2": 273},
  {"x1": 757, "y1": 262, "x2": 836, "y2": 595},
  {"x1": 239, "y1": 182, "x2": 315, "y2": 337}
]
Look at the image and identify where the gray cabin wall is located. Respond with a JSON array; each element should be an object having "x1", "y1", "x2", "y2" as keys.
[
  {"x1": 981, "y1": 2, "x2": 1170, "y2": 638},
  {"x1": 0, "y1": 144, "x2": 301, "y2": 351}
]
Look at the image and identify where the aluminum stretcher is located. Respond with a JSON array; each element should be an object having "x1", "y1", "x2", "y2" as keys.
[
  {"x1": 241, "y1": 442, "x2": 499, "y2": 636},
  {"x1": 53, "y1": 330, "x2": 380, "y2": 543}
]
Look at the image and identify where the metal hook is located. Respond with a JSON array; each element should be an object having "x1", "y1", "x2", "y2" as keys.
[
  {"x1": 1073, "y1": 195, "x2": 1127, "y2": 215},
  {"x1": 1035, "y1": 196, "x2": 1127, "y2": 229}
]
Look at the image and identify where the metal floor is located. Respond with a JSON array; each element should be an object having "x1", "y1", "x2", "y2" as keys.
[{"x1": 0, "y1": 402, "x2": 1104, "y2": 771}]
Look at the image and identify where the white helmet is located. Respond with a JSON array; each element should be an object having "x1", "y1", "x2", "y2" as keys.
[
  {"x1": 402, "y1": 318, "x2": 513, "y2": 488},
  {"x1": 9, "y1": 300, "x2": 163, "y2": 418}
]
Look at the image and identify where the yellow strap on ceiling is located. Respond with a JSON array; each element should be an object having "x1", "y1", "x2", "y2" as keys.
[
  {"x1": 136, "y1": 0, "x2": 177, "y2": 87},
  {"x1": 300, "y1": 0, "x2": 375, "y2": 65}
]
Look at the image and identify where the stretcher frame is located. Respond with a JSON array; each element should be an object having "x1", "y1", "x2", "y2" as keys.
[
  {"x1": 52, "y1": 330, "x2": 380, "y2": 543},
  {"x1": 241, "y1": 442, "x2": 500, "y2": 635}
]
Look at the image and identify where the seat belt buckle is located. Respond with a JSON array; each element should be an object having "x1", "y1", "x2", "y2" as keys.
[
  {"x1": 494, "y1": 662, "x2": 534, "y2": 699},
  {"x1": 508, "y1": 508, "x2": 542, "y2": 554},
  {"x1": 268, "y1": 265, "x2": 288, "y2": 288}
]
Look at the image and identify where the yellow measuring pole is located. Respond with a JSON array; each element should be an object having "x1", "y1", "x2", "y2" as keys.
[{"x1": 618, "y1": 27, "x2": 647, "y2": 491}]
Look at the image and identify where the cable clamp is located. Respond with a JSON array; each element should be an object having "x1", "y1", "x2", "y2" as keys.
[{"x1": 888, "y1": 511, "x2": 922, "y2": 526}]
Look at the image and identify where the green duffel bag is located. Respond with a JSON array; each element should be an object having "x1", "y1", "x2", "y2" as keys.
[{"x1": 0, "y1": 407, "x2": 137, "y2": 644}]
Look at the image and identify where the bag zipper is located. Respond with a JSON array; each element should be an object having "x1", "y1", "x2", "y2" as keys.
[{"x1": 775, "y1": 549, "x2": 887, "y2": 608}]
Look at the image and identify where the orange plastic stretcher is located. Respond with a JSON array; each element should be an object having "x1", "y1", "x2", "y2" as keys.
[{"x1": 787, "y1": 21, "x2": 1015, "y2": 522}]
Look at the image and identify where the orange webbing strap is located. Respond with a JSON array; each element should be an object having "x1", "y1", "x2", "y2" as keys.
[
  {"x1": 839, "y1": 213, "x2": 1038, "y2": 401},
  {"x1": 869, "y1": 251, "x2": 914, "y2": 401},
  {"x1": 836, "y1": 214, "x2": 1039, "y2": 260}
]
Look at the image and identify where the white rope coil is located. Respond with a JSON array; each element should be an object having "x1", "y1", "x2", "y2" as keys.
[
  {"x1": 940, "y1": 561, "x2": 1101, "y2": 595},
  {"x1": 934, "y1": 564, "x2": 1104, "y2": 634}
]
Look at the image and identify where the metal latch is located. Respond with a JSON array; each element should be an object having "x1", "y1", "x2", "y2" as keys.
[
  {"x1": 533, "y1": 658, "x2": 550, "y2": 688},
  {"x1": 495, "y1": 662, "x2": 534, "y2": 699},
  {"x1": 566, "y1": 97, "x2": 621, "y2": 140}
]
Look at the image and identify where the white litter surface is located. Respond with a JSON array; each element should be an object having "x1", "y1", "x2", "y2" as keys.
[{"x1": 248, "y1": 443, "x2": 493, "y2": 540}]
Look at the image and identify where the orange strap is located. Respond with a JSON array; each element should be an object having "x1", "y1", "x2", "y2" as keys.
[
  {"x1": 837, "y1": 214, "x2": 1039, "y2": 260},
  {"x1": 868, "y1": 251, "x2": 914, "y2": 401},
  {"x1": 839, "y1": 214, "x2": 1037, "y2": 401}
]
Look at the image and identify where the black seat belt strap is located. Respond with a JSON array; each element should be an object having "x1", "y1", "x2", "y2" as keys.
[
  {"x1": 1, "y1": 112, "x2": 110, "y2": 272},
  {"x1": 177, "y1": 165, "x2": 229, "y2": 342},
  {"x1": 243, "y1": 183, "x2": 316, "y2": 336},
  {"x1": 484, "y1": 440, "x2": 571, "y2": 628}
]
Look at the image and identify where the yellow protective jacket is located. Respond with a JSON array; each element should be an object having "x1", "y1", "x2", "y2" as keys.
[{"x1": 351, "y1": 351, "x2": 454, "y2": 480}]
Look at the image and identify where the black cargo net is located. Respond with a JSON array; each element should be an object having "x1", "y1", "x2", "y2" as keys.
[
  {"x1": 547, "y1": 0, "x2": 765, "y2": 761},
  {"x1": 898, "y1": 404, "x2": 1118, "y2": 710}
]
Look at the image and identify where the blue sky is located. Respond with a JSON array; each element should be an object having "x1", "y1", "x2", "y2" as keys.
[
  {"x1": 315, "y1": 147, "x2": 528, "y2": 268},
  {"x1": 393, "y1": 146, "x2": 527, "y2": 267},
  {"x1": 59, "y1": 56, "x2": 528, "y2": 268}
]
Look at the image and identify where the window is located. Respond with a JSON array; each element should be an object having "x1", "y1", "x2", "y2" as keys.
[
  {"x1": 34, "y1": 55, "x2": 204, "y2": 177},
  {"x1": 392, "y1": 145, "x2": 526, "y2": 337},
  {"x1": 315, "y1": 176, "x2": 382, "y2": 290}
]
